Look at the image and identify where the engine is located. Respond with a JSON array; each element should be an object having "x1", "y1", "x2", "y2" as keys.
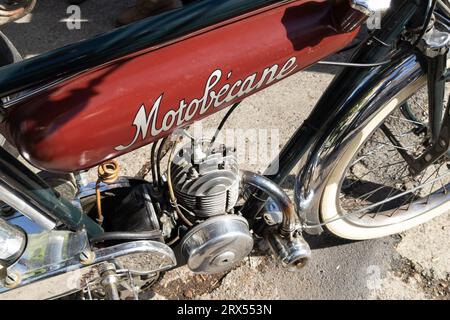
[
  {"x1": 75, "y1": 139, "x2": 254, "y2": 275},
  {"x1": 0, "y1": 135, "x2": 310, "y2": 299},
  {"x1": 170, "y1": 141, "x2": 253, "y2": 274},
  {"x1": 72, "y1": 137, "x2": 309, "y2": 276}
]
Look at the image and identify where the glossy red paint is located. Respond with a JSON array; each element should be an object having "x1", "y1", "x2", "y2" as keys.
[{"x1": 6, "y1": 0, "x2": 360, "y2": 172}]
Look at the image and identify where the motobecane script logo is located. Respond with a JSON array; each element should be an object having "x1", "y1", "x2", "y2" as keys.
[{"x1": 115, "y1": 57, "x2": 298, "y2": 151}]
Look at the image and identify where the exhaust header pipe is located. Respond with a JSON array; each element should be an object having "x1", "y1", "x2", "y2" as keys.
[{"x1": 241, "y1": 171, "x2": 311, "y2": 270}]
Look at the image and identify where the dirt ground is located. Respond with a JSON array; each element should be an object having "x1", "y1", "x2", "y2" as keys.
[{"x1": 1, "y1": 0, "x2": 449, "y2": 300}]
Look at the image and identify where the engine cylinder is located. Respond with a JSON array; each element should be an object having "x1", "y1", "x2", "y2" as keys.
[{"x1": 171, "y1": 142, "x2": 240, "y2": 217}]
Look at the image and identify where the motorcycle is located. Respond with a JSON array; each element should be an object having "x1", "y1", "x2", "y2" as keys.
[{"x1": 0, "y1": 0, "x2": 449, "y2": 299}]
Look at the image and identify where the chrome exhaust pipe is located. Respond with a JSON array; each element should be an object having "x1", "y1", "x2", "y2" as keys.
[
  {"x1": 241, "y1": 171, "x2": 311, "y2": 270},
  {"x1": 264, "y1": 230, "x2": 311, "y2": 270}
]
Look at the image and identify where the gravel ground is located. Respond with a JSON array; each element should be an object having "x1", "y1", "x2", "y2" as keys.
[{"x1": 1, "y1": 0, "x2": 449, "y2": 300}]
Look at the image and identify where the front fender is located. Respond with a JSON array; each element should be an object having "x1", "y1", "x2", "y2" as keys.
[{"x1": 295, "y1": 53, "x2": 425, "y2": 235}]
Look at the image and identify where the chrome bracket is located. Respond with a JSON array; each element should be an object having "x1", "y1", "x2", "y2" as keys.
[{"x1": 418, "y1": 26, "x2": 450, "y2": 58}]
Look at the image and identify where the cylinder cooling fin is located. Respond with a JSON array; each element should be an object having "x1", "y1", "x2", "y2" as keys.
[{"x1": 170, "y1": 142, "x2": 240, "y2": 218}]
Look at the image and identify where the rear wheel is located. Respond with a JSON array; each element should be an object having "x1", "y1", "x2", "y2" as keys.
[{"x1": 320, "y1": 74, "x2": 450, "y2": 240}]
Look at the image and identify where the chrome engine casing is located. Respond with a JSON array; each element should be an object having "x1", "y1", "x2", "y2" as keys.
[
  {"x1": 171, "y1": 142, "x2": 240, "y2": 217},
  {"x1": 180, "y1": 215, "x2": 253, "y2": 274}
]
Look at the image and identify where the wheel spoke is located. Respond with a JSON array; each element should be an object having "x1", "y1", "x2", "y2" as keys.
[
  {"x1": 338, "y1": 86, "x2": 450, "y2": 227},
  {"x1": 346, "y1": 160, "x2": 405, "y2": 189},
  {"x1": 371, "y1": 139, "x2": 417, "y2": 152},
  {"x1": 388, "y1": 115, "x2": 425, "y2": 126},
  {"x1": 348, "y1": 171, "x2": 450, "y2": 216}
]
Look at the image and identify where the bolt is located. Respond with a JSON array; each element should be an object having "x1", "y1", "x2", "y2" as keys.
[
  {"x1": 4, "y1": 272, "x2": 21, "y2": 288},
  {"x1": 79, "y1": 249, "x2": 95, "y2": 265},
  {"x1": 440, "y1": 140, "x2": 447, "y2": 148},
  {"x1": 263, "y1": 213, "x2": 275, "y2": 225},
  {"x1": 0, "y1": 205, "x2": 15, "y2": 217}
]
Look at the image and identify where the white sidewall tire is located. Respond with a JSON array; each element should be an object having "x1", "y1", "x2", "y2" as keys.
[{"x1": 320, "y1": 77, "x2": 450, "y2": 240}]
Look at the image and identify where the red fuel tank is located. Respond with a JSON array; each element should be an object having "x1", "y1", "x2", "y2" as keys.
[{"x1": 6, "y1": 0, "x2": 360, "y2": 172}]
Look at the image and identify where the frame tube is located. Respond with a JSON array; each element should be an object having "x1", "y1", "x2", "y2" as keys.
[{"x1": 0, "y1": 147, "x2": 103, "y2": 236}]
